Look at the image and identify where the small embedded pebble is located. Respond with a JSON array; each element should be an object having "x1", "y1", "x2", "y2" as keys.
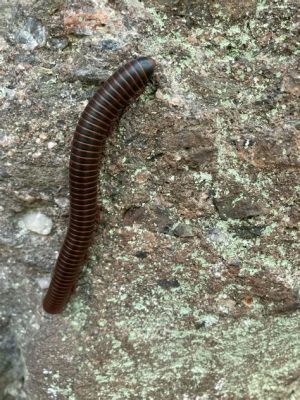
[
  {"x1": 20, "y1": 211, "x2": 53, "y2": 235},
  {"x1": 47, "y1": 37, "x2": 69, "y2": 50},
  {"x1": 213, "y1": 195, "x2": 262, "y2": 220},
  {"x1": 100, "y1": 39, "x2": 119, "y2": 51},
  {"x1": 0, "y1": 169, "x2": 10, "y2": 180},
  {"x1": 0, "y1": 87, "x2": 16, "y2": 100},
  {"x1": 15, "y1": 17, "x2": 47, "y2": 50},
  {"x1": 172, "y1": 222, "x2": 193, "y2": 238},
  {"x1": 207, "y1": 227, "x2": 228, "y2": 244},
  {"x1": 72, "y1": 67, "x2": 108, "y2": 85},
  {"x1": 134, "y1": 250, "x2": 148, "y2": 259},
  {"x1": 158, "y1": 279, "x2": 180, "y2": 289},
  {"x1": 16, "y1": 192, "x2": 35, "y2": 203}
]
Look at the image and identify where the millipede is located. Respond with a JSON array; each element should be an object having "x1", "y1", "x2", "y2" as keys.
[{"x1": 42, "y1": 56, "x2": 156, "y2": 314}]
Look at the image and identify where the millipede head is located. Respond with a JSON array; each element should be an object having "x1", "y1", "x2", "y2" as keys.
[{"x1": 136, "y1": 56, "x2": 156, "y2": 79}]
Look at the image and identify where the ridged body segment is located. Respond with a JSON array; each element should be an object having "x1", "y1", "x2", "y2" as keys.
[{"x1": 43, "y1": 57, "x2": 155, "y2": 314}]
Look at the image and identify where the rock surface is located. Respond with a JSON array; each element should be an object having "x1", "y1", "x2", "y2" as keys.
[{"x1": 0, "y1": 0, "x2": 299, "y2": 399}]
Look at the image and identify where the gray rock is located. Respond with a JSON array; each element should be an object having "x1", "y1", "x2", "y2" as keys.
[{"x1": 1, "y1": 0, "x2": 299, "y2": 399}]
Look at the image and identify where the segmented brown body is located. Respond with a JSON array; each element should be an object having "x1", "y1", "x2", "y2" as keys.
[{"x1": 43, "y1": 57, "x2": 155, "y2": 314}]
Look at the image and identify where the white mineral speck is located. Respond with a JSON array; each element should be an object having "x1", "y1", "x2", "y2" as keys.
[
  {"x1": 32, "y1": 151, "x2": 42, "y2": 158},
  {"x1": 36, "y1": 277, "x2": 51, "y2": 289},
  {"x1": 54, "y1": 197, "x2": 69, "y2": 208},
  {"x1": 47, "y1": 141, "x2": 57, "y2": 149},
  {"x1": 21, "y1": 211, "x2": 52, "y2": 235}
]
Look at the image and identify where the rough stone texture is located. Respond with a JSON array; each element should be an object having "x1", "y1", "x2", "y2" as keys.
[{"x1": 0, "y1": 0, "x2": 299, "y2": 399}]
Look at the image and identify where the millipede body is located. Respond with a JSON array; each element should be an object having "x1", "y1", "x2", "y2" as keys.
[{"x1": 43, "y1": 56, "x2": 156, "y2": 314}]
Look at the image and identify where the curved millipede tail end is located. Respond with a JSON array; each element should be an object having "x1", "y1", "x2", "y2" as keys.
[
  {"x1": 42, "y1": 291, "x2": 71, "y2": 314},
  {"x1": 42, "y1": 56, "x2": 156, "y2": 314}
]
